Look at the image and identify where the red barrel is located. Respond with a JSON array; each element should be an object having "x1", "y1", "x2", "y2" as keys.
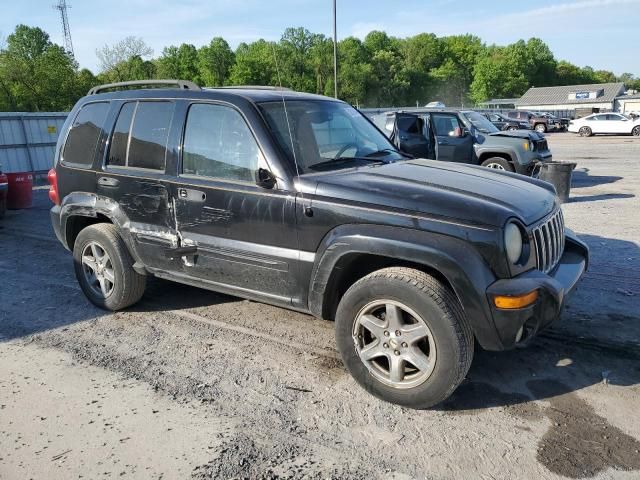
[
  {"x1": 6, "y1": 172, "x2": 33, "y2": 209},
  {"x1": 0, "y1": 172, "x2": 7, "y2": 216}
]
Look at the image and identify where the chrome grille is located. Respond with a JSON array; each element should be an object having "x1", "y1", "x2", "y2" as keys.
[{"x1": 533, "y1": 209, "x2": 565, "y2": 273}]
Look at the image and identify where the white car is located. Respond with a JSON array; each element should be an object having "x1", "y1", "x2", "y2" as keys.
[{"x1": 568, "y1": 113, "x2": 640, "y2": 137}]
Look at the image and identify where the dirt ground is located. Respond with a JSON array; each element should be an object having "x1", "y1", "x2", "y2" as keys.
[{"x1": 0, "y1": 132, "x2": 639, "y2": 479}]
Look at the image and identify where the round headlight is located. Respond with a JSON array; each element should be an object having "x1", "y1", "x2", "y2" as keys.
[{"x1": 505, "y1": 222, "x2": 524, "y2": 264}]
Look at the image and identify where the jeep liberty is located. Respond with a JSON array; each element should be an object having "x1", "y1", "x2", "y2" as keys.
[{"x1": 49, "y1": 80, "x2": 588, "y2": 408}]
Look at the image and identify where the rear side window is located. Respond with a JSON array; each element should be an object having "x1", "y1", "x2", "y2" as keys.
[
  {"x1": 106, "y1": 101, "x2": 174, "y2": 171},
  {"x1": 62, "y1": 102, "x2": 109, "y2": 166}
]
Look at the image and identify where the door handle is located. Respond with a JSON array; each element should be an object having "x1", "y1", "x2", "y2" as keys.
[
  {"x1": 98, "y1": 177, "x2": 119, "y2": 187},
  {"x1": 178, "y1": 188, "x2": 206, "y2": 202}
]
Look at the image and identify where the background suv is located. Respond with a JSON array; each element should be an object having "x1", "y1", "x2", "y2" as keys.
[{"x1": 369, "y1": 109, "x2": 552, "y2": 175}]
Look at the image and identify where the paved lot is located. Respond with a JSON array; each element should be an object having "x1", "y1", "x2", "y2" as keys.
[{"x1": 0, "y1": 133, "x2": 639, "y2": 479}]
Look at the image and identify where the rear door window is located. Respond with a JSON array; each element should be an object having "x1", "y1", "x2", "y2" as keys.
[
  {"x1": 62, "y1": 102, "x2": 110, "y2": 166},
  {"x1": 106, "y1": 101, "x2": 174, "y2": 171}
]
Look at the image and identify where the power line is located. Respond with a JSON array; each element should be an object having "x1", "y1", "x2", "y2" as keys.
[{"x1": 53, "y1": 0, "x2": 74, "y2": 57}]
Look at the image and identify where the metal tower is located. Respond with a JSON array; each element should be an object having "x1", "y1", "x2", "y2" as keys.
[{"x1": 53, "y1": 0, "x2": 74, "y2": 56}]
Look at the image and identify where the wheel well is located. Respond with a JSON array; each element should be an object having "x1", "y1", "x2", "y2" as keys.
[
  {"x1": 478, "y1": 152, "x2": 513, "y2": 166},
  {"x1": 65, "y1": 214, "x2": 112, "y2": 250},
  {"x1": 321, "y1": 253, "x2": 457, "y2": 321}
]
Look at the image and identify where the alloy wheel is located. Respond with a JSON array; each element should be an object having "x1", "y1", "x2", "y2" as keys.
[
  {"x1": 81, "y1": 241, "x2": 115, "y2": 298},
  {"x1": 485, "y1": 162, "x2": 505, "y2": 170},
  {"x1": 352, "y1": 299, "x2": 437, "y2": 389}
]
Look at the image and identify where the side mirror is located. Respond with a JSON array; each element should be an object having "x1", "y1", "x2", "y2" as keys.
[{"x1": 255, "y1": 168, "x2": 277, "y2": 189}]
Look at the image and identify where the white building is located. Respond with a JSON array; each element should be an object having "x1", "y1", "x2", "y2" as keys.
[{"x1": 515, "y1": 82, "x2": 626, "y2": 113}]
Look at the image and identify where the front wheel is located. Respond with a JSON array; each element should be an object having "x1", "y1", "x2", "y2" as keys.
[
  {"x1": 632, "y1": 125, "x2": 640, "y2": 136},
  {"x1": 73, "y1": 223, "x2": 146, "y2": 311},
  {"x1": 481, "y1": 157, "x2": 514, "y2": 172},
  {"x1": 535, "y1": 123, "x2": 547, "y2": 134},
  {"x1": 335, "y1": 267, "x2": 474, "y2": 409}
]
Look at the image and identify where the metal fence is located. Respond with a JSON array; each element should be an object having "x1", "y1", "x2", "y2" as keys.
[{"x1": 0, "y1": 112, "x2": 68, "y2": 174}]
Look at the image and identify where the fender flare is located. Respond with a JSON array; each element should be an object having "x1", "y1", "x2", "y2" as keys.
[
  {"x1": 307, "y1": 224, "x2": 503, "y2": 350},
  {"x1": 475, "y1": 146, "x2": 520, "y2": 166},
  {"x1": 58, "y1": 192, "x2": 144, "y2": 264}
]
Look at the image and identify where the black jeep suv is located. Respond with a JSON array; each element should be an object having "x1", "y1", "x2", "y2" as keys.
[{"x1": 49, "y1": 80, "x2": 588, "y2": 409}]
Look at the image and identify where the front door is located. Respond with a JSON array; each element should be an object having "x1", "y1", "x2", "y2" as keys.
[
  {"x1": 171, "y1": 102, "x2": 297, "y2": 302},
  {"x1": 430, "y1": 113, "x2": 474, "y2": 163}
]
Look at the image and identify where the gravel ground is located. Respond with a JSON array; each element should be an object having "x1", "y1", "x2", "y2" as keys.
[{"x1": 0, "y1": 133, "x2": 639, "y2": 479}]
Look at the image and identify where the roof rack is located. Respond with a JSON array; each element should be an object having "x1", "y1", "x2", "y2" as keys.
[
  {"x1": 87, "y1": 79, "x2": 201, "y2": 96},
  {"x1": 208, "y1": 85, "x2": 292, "y2": 91}
]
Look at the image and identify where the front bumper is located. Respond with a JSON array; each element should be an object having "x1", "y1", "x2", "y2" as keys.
[{"x1": 485, "y1": 231, "x2": 588, "y2": 349}]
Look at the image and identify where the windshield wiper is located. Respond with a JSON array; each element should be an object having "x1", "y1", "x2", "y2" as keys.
[
  {"x1": 364, "y1": 148, "x2": 413, "y2": 159},
  {"x1": 308, "y1": 156, "x2": 385, "y2": 171}
]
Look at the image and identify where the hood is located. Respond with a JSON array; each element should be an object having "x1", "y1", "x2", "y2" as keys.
[
  {"x1": 304, "y1": 159, "x2": 557, "y2": 228},
  {"x1": 489, "y1": 130, "x2": 543, "y2": 141}
]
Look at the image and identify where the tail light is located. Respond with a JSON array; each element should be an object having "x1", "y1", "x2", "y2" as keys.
[{"x1": 47, "y1": 168, "x2": 60, "y2": 205}]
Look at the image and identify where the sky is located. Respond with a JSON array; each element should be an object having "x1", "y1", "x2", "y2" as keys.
[{"x1": 1, "y1": 0, "x2": 638, "y2": 76}]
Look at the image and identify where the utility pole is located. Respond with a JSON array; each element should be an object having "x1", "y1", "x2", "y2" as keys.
[
  {"x1": 53, "y1": 0, "x2": 74, "y2": 56},
  {"x1": 333, "y1": 0, "x2": 338, "y2": 98}
]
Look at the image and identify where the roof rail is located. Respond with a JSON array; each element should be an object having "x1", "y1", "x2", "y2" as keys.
[
  {"x1": 87, "y1": 79, "x2": 201, "y2": 95},
  {"x1": 209, "y1": 85, "x2": 292, "y2": 91}
]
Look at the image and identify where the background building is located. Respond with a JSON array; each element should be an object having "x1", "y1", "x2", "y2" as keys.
[{"x1": 515, "y1": 82, "x2": 625, "y2": 114}]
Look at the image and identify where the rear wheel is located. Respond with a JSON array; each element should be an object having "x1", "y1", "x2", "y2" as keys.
[
  {"x1": 481, "y1": 157, "x2": 514, "y2": 172},
  {"x1": 632, "y1": 125, "x2": 640, "y2": 136},
  {"x1": 73, "y1": 223, "x2": 146, "y2": 310},
  {"x1": 579, "y1": 126, "x2": 593, "y2": 137},
  {"x1": 535, "y1": 123, "x2": 547, "y2": 134},
  {"x1": 335, "y1": 267, "x2": 474, "y2": 409}
]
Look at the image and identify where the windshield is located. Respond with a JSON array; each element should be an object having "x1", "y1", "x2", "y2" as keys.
[
  {"x1": 462, "y1": 111, "x2": 499, "y2": 133},
  {"x1": 258, "y1": 100, "x2": 404, "y2": 173}
]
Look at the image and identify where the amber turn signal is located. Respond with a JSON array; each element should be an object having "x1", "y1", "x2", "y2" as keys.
[{"x1": 493, "y1": 290, "x2": 539, "y2": 309}]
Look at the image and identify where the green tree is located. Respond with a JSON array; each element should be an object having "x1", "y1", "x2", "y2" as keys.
[
  {"x1": 430, "y1": 34, "x2": 484, "y2": 106},
  {"x1": 229, "y1": 40, "x2": 278, "y2": 86},
  {"x1": 198, "y1": 38, "x2": 234, "y2": 86},
  {"x1": 156, "y1": 44, "x2": 200, "y2": 82},
  {"x1": 0, "y1": 25, "x2": 82, "y2": 111},
  {"x1": 96, "y1": 36, "x2": 153, "y2": 82}
]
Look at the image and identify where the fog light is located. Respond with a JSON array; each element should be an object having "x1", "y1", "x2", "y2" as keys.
[{"x1": 493, "y1": 290, "x2": 538, "y2": 309}]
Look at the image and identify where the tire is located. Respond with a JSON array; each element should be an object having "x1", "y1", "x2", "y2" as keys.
[
  {"x1": 507, "y1": 126, "x2": 518, "y2": 131},
  {"x1": 335, "y1": 267, "x2": 474, "y2": 409},
  {"x1": 480, "y1": 157, "x2": 514, "y2": 172},
  {"x1": 534, "y1": 123, "x2": 546, "y2": 134},
  {"x1": 73, "y1": 223, "x2": 146, "y2": 310},
  {"x1": 632, "y1": 125, "x2": 640, "y2": 136},
  {"x1": 579, "y1": 126, "x2": 593, "y2": 137}
]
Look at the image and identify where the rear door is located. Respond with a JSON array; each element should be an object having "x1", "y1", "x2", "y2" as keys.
[
  {"x1": 391, "y1": 113, "x2": 431, "y2": 158},
  {"x1": 171, "y1": 101, "x2": 297, "y2": 301},
  {"x1": 98, "y1": 100, "x2": 178, "y2": 271},
  {"x1": 430, "y1": 113, "x2": 473, "y2": 163}
]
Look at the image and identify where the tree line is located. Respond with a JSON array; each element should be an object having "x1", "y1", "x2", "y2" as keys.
[{"x1": 1, "y1": 24, "x2": 638, "y2": 112}]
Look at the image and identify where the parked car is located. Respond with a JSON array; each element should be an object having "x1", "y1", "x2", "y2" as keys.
[
  {"x1": 536, "y1": 112, "x2": 569, "y2": 131},
  {"x1": 506, "y1": 111, "x2": 564, "y2": 133},
  {"x1": 568, "y1": 113, "x2": 640, "y2": 137},
  {"x1": 48, "y1": 80, "x2": 588, "y2": 409},
  {"x1": 370, "y1": 109, "x2": 552, "y2": 175},
  {"x1": 424, "y1": 101, "x2": 445, "y2": 108},
  {"x1": 481, "y1": 112, "x2": 530, "y2": 131}
]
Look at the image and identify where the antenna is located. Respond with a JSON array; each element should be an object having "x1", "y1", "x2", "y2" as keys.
[
  {"x1": 270, "y1": 43, "x2": 304, "y2": 193},
  {"x1": 53, "y1": 0, "x2": 74, "y2": 56}
]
